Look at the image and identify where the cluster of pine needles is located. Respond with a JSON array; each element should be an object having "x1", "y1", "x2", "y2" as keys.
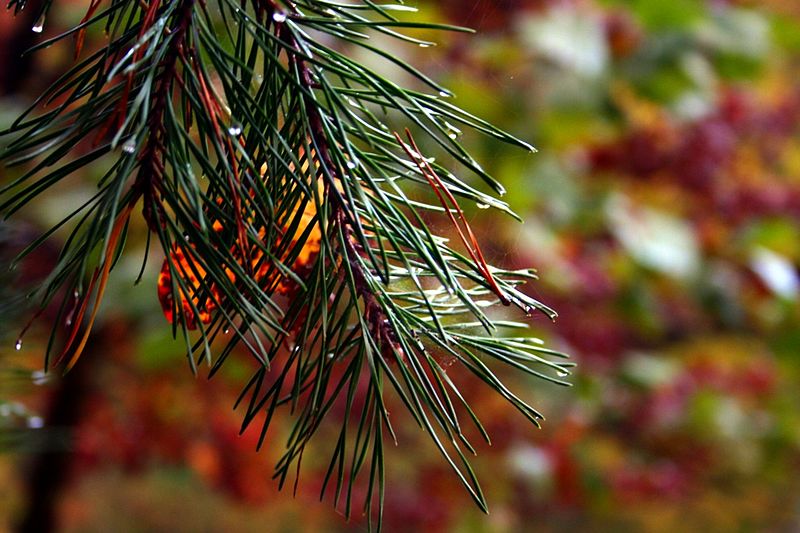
[{"x1": 0, "y1": 0, "x2": 571, "y2": 528}]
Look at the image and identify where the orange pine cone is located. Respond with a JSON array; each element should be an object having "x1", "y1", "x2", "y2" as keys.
[{"x1": 158, "y1": 158, "x2": 323, "y2": 329}]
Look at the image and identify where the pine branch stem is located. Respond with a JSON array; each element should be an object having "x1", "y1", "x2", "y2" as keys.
[
  {"x1": 132, "y1": 0, "x2": 196, "y2": 231},
  {"x1": 276, "y1": 14, "x2": 402, "y2": 360}
]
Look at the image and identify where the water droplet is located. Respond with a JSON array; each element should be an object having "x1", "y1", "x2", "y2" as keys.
[
  {"x1": 223, "y1": 327, "x2": 230, "y2": 335},
  {"x1": 272, "y1": 11, "x2": 287, "y2": 23},
  {"x1": 444, "y1": 121, "x2": 461, "y2": 139},
  {"x1": 346, "y1": 159, "x2": 357, "y2": 170},
  {"x1": 418, "y1": 43, "x2": 432, "y2": 48},
  {"x1": 31, "y1": 13, "x2": 45, "y2": 33},
  {"x1": 122, "y1": 138, "x2": 136, "y2": 153},
  {"x1": 228, "y1": 124, "x2": 242, "y2": 136},
  {"x1": 524, "y1": 305, "x2": 533, "y2": 317},
  {"x1": 27, "y1": 416, "x2": 44, "y2": 429},
  {"x1": 32, "y1": 370, "x2": 49, "y2": 386},
  {"x1": 556, "y1": 370, "x2": 569, "y2": 378},
  {"x1": 14, "y1": 340, "x2": 22, "y2": 351},
  {"x1": 327, "y1": 352, "x2": 335, "y2": 360},
  {"x1": 438, "y1": 91, "x2": 451, "y2": 98},
  {"x1": 476, "y1": 203, "x2": 490, "y2": 209}
]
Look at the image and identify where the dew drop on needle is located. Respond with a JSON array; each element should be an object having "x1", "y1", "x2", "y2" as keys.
[{"x1": 32, "y1": 14, "x2": 45, "y2": 33}]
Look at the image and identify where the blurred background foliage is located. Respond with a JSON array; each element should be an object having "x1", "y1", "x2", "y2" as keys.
[{"x1": 2, "y1": 0, "x2": 800, "y2": 531}]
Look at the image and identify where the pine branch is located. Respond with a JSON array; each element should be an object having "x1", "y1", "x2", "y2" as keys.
[{"x1": 0, "y1": 1, "x2": 572, "y2": 528}]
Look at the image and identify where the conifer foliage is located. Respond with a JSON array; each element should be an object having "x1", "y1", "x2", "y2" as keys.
[{"x1": 1, "y1": 0, "x2": 570, "y2": 526}]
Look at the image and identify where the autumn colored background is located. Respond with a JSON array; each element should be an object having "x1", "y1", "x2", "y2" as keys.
[{"x1": 2, "y1": 0, "x2": 800, "y2": 531}]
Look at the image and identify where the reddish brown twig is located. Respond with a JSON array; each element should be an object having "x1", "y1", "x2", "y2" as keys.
[{"x1": 394, "y1": 128, "x2": 510, "y2": 305}]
